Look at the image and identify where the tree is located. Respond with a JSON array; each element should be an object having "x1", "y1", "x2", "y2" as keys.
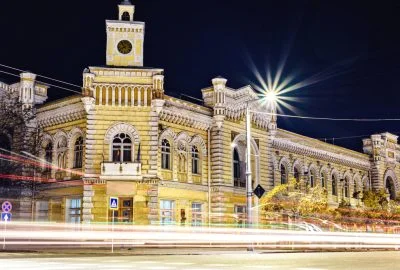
[
  {"x1": 0, "y1": 88, "x2": 42, "y2": 197},
  {"x1": 261, "y1": 178, "x2": 328, "y2": 219}
]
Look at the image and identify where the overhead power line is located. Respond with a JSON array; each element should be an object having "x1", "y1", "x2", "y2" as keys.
[
  {"x1": 252, "y1": 110, "x2": 400, "y2": 122},
  {"x1": 0, "y1": 63, "x2": 82, "y2": 88},
  {"x1": 0, "y1": 70, "x2": 82, "y2": 95}
]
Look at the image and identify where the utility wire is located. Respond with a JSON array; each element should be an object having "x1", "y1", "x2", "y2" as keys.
[
  {"x1": 252, "y1": 110, "x2": 400, "y2": 122},
  {"x1": 0, "y1": 63, "x2": 82, "y2": 89},
  {"x1": 0, "y1": 70, "x2": 82, "y2": 95}
]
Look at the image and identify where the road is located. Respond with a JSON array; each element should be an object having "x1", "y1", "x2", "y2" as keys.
[{"x1": 0, "y1": 251, "x2": 399, "y2": 270}]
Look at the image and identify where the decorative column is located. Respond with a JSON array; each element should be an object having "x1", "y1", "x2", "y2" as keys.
[{"x1": 81, "y1": 88, "x2": 96, "y2": 223}]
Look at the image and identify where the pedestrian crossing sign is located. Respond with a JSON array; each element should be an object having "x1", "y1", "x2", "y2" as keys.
[{"x1": 109, "y1": 197, "x2": 118, "y2": 210}]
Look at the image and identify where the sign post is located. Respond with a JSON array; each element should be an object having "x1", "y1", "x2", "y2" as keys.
[
  {"x1": 1, "y1": 201, "x2": 12, "y2": 250},
  {"x1": 109, "y1": 197, "x2": 118, "y2": 253}
]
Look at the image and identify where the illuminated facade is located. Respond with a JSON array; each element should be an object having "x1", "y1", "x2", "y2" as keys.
[{"x1": 1, "y1": 1, "x2": 399, "y2": 224}]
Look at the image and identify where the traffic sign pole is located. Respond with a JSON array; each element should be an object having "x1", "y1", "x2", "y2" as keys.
[
  {"x1": 3, "y1": 214, "x2": 7, "y2": 250},
  {"x1": 112, "y1": 210, "x2": 114, "y2": 253}
]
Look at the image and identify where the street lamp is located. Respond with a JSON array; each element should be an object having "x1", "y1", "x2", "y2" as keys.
[{"x1": 245, "y1": 92, "x2": 277, "y2": 228}]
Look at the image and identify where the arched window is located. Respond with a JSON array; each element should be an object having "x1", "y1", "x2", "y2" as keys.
[
  {"x1": 73, "y1": 137, "x2": 84, "y2": 168},
  {"x1": 44, "y1": 143, "x2": 53, "y2": 172},
  {"x1": 321, "y1": 172, "x2": 326, "y2": 188},
  {"x1": 233, "y1": 148, "x2": 241, "y2": 187},
  {"x1": 281, "y1": 164, "x2": 287, "y2": 185},
  {"x1": 344, "y1": 178, "x2": 349, "y2": 198},
  {"x1": 121, "y1": 11, "x2": 130, "y2": 21},
  {"x1": 386, "y1": 177, "x2": 396, "y2": 200},
  {"x1": 310, "y1": 171, "x2": 315, "y2": 188},
  {"x1": 192, "y1": 146, "x2": 200, "y2": 175},
  {"x1": 112, "y1": 133, "x2": 132, "y2": 162},
  {"x1": 332, "y1": 175, "x2": 337, "y2": 196},
  {"x1": 161, "y1": 139, "x2": 171, "y2": 170},
  {"x1": 293, "y1": 167, "x2": 300, "y2": 188}
]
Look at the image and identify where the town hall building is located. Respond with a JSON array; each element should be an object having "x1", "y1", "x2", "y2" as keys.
[{"x1": 0, "y1": 1, "x2": 399, "y2": 225}]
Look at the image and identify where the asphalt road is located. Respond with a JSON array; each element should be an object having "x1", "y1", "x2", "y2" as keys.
[{"x1": 0, "y1": 251, "x2": 399, "y2": 270}]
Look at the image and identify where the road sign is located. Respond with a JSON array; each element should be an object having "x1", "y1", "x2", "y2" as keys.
[
  {"x1": 109, "y1": 197, "x2": 118, "y2": 210},
  {"x1": 1, "y1": 201, "x2": 12, "y2": 213},
  {"x1": 1, "y1": 213, "x2": 11, "y2": 222},
  {"x1": 254, "y1": 184, "x2": 266, "y2": 199}
]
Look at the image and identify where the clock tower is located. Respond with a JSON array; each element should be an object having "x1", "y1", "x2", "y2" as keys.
[{"x1": 106, "y1": 0, "x2": 144, "y2": 67}]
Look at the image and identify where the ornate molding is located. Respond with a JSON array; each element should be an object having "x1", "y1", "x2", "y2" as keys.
[
  {"x1": 104, "y1": 122, "x2": 140, "y2": 144},
  {"x1": 273, "y1": 138, "x2": 371, "y2": 170},
  {"x1": 159, "y1": 105, "x2": 212, "y2": 131},
  {"x1": 37, "y1": 102, "x2": 85, "y2": 128}
]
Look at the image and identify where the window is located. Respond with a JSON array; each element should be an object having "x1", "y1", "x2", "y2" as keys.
[
  {"x1": 112, "y1": 133, "x2": 132, "y2": 162},
  {"x1": 293, "y1": 167, "x2": 300, "y2": 188},
  {"x1": 66, "y1": 198, "x2": 81, "y2": 223},
  {"x1": 281, "y1": 164, "x2": 287, "y2": 185},
  {"x1": 44, "y1": 143, "x2": 53, "y2": 172},
  {"x1": 309, "y1": 171, "x2": 315, "y2": 188},
  {"x1": 121, "y1": 11, "x2": 130, "y2": 21},
  {"x1": 233, "y1": 149, "x2": 245, "y2": 187},
  {"x1": 321, "y1": 173, "x2": 326, "y2": 188},
  {"x1": 192, "y1": 203, "x2": 202, "y2": 226},
  {"x1": 192, "y1": 146, "x2": 200, "y2": 174},
  {"x1": 161, "y1": 139, "x2": 171, "y2": 170},
  {"x1": 73, "y1": 137, "x2": 84, "y2": 168},
  {"x1": 108, "y1": 197, "x2": 133, "y2": 223},
  {"x1": 35, "y1": 201, "x2": 49, "y2": 222},
  {"x1": 160, "y1": 200, "x2": 174, "y2": 225},
  {"x1": 332, "y1": 175, "x2": 337, "y2": 196},
  {"x1": 344, "y1": 178, "x2": 349, "y2": 198},
  {"x1": 235, "y1": 205, "x2": 246, "y2": 227}
]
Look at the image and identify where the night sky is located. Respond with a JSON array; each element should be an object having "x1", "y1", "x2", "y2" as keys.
[{"x1": 1, "y1": 0, "x2": 400, "y2": 151}]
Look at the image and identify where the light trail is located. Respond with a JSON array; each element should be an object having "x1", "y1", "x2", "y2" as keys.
[{"x1": 0, "y1": 223, "x2": 399, "y2": 251}]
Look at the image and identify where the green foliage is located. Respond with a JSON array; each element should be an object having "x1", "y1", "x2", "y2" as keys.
[
  {"x1": 261, "y1": 179, "x2": 328, "y2": 217},
  {"x1": 362, "y1": 190, "x2": 388, "y2": 210}
]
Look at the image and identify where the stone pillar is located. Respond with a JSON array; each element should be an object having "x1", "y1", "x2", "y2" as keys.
[{"x1": 82, "y1": 184, "x2": 94, "y2": 223}]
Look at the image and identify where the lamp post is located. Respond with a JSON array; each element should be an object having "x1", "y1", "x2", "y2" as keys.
[{"x1": 245, "y1": 103, "x2": 253, "y2": 228}]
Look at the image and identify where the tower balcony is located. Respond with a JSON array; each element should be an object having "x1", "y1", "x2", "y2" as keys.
[{"x1": 100, "y1": 162, "x2": 142, "y2": 181}]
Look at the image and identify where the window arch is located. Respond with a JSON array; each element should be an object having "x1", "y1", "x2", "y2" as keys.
[
  {"x1": 293, "y1": 167, "x2": 300, "y2": 188},
  {"x1": 309, "y1": 171, "x2": 315, "y2": 188},
  {"x1": 56, "y1": 137, "x2": 67, "y2": 170},
  {"x1": 320, "y1": 172, "x2": 326, "y2": 188},
  {"x1": 112, "y1": 133, "x2": 132, "y2": 162},
  {"x1": 44, "y1": 143, "x2": 53, "y2": 172},
  {"x1": 73, "y1": 137, "x2": 84, "y2": 168},
  {"x1": 344, "y1": 178, "x2": 349, "y2": 198},
  {"x1": 332, "y1": 175, "x2": 337, "y2": 196},
  {"x1": 121, "y1": 11, "x2": 130, "y2": 21},
  {"x1": 233, "y1": 148, "x2": 244, "y2": 187},
  {"x1": 161, "y1": 139, "x2": 171, "y2": 170},
  {"x1": 281, "y1": 164, "x2": 287, "y2": 185},
  {"x1": 192, "y1": 146, "x2": 200, "y2": 175}
]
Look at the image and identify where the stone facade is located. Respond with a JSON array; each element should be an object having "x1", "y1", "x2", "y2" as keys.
[{"x1": 1, "y1": 1, "x2": 399, "y2": 225}]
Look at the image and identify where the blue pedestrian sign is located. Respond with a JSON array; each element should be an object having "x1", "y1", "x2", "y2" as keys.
[
  {"x1": 1, "y1": 213, "x2": 11, "y2": 222},
  {"x1": 109, "y1": 197, "x2": 118, "y2": 210}
]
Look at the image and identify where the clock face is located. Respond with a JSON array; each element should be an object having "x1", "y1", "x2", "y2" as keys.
[{"x1": 117, "y1": 40, "x2": 133, "y2": 54}]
